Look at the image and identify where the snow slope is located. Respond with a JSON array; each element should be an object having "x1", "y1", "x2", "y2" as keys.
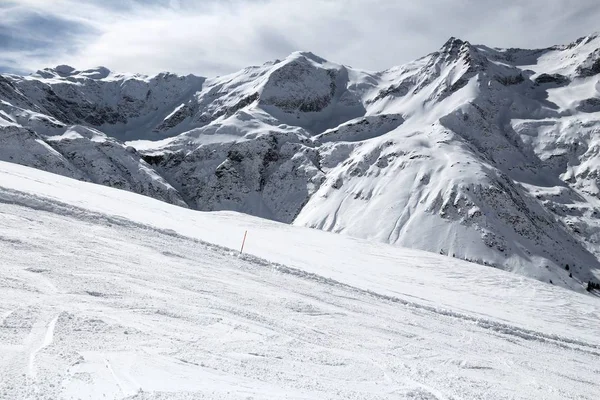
[
  {"x1": 2, "y1": 34, "x2": 600, "y2": 290},
  {"x1": 1, "y1": 161, "x2": 599, "y2": 399}
]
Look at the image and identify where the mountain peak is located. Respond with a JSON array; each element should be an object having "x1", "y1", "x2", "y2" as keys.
[
  {"x1": 33, "y1": 65, "x2": 112, "y2": 80},
  {"x1": 286, "y1": 51, "x2": 329, "y2": 65},
  {"x1": 436, "y1": 36, "x2": 480, "y2": 64},
  {"x1": 432, "y1": 36, "x2": 488, "y2": 72},
  {"x1": 441, "y1": 36, "x2": 469, "y2": 50},
  {"x1": 54, "y1": 64, "x2": 76, "y2": 76},
  {"x1": 79, "y1": 66, "x2": 111, "y2": 79},
  {"x1": 573, "y1": 32, "x2": 600, "y2": 45}
]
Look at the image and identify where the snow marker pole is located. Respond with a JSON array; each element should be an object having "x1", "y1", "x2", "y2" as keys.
[{"x1": 240, "y1": 230, "x2": 248, "y2": 254}]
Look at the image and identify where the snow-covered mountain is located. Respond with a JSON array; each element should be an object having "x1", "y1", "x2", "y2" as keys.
[{"x1": 2, "y1": 34, "x2": 600, "y2": 291}]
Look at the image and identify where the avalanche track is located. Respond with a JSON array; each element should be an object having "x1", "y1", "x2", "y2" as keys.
[{"x1": 1, "y1": 161, "x2": 599, "y2": 399}]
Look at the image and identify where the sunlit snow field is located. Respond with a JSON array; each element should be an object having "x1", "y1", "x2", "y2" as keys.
[{"x1": 1, "y1": 161, "x2": 599, "y2": 399}]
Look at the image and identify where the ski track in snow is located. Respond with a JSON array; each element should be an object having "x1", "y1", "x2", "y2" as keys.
[
  {"x1": 1, "y1": 163, "x2": 600, "y2": 399},
  {"x1": 28, "y1": 315, "x2": 59, "y2": 379},
  {"x1": 2, "y1": 185, "x2": 598, "y2": 355},
  {"x1": 23, "y1": 267, "x2": 61, "y2": 295},
  {"x1": 104, "y1": 355, "x2": 141, "y2": 397}
]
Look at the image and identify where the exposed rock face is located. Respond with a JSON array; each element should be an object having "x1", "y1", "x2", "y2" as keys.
[
  {"x1": 143, "y1": 132, "x2": 323, "y2": 222},
  {"x1": 2, "y1": 34, "x2": 600, "y2": 291}
]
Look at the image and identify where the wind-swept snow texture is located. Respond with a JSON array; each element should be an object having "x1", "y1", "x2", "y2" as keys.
[
  {"x1": 1, "y1": 161, "x2": 599, "y2": 399},
  {"x1": 2, "y1": 35, "x2": 600, "y2": 289}
]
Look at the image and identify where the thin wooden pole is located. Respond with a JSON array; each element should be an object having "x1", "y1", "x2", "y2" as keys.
[{"x1": 240, "y1": 230, "x2": 248, "y2": 254}]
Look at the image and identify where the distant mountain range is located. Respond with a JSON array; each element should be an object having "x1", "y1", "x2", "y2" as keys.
[{"x1": 2, "y1": 33, "x2": 600, "y2": 291}]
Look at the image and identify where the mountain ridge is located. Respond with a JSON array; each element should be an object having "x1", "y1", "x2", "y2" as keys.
[{"x1": 2, "y1": 33, "x2": 600, "y2": 292}]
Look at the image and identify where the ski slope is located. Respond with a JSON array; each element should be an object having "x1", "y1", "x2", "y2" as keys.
[{"x1": 1, "y1": 161, "x2": 599, "y2": 399}]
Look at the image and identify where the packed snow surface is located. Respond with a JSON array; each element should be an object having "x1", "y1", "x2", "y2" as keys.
[{"x1": 1, "y1": 161, "x2": 599, "y2": 399}]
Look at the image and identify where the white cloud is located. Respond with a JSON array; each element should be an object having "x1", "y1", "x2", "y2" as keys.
[{"x1": 2, "y1": 0, "x2": 600, "y2": 77}]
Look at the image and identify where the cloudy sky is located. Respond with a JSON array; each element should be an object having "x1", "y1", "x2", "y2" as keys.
[{"x1": 1, "y1": 0, "x2": 599, "y2": 77}]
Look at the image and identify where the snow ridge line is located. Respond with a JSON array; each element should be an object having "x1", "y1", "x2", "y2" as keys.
[{"x1": 2, "y1": 186, "x2": 600, "y2": 355}]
